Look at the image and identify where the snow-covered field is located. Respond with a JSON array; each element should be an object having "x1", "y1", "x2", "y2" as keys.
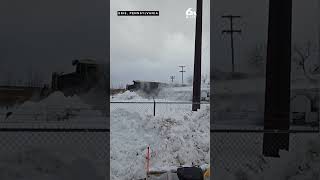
[
  {"x1": 110, "y1": 86, "x2": 210, "y2": 180},
  {"x1": 0, "y1": 92, "x2": 107, "y2": 128}
]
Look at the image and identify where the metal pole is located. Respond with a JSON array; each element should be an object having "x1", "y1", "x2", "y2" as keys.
[
  {"x1": 153, "y1": 98, "x2": 156, "y2": 116},
  {"x1": 182, "y1": 68, "x2": 184, "y2": 84},
  {"x1": 192, "y1": 0, "x2": 203, "y2": 111},
  {"x1": 230, "y1": 18, "x2": 235, "y2": 73},
  {"x1": 263, "y1": 0, "x2": 292, "y2": 157}
]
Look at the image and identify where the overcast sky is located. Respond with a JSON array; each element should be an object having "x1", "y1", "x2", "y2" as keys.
[
  {"x1": 212, "y1": 0, "x2": 319, "y2": 73},
  {"x1": 0, "y1": 0, "x2": 108, "y2": 84},
  {"x1": 110, "y1": 0, "x2": 210, "y2": 88}
]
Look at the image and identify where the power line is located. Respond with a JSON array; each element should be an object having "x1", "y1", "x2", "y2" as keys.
[{"x1": 222, "y1": 15, "x2": 242, "y2": 73}]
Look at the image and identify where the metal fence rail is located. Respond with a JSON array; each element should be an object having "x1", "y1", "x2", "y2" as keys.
[
  {"x1": 111, "y1": 101, "x2": 210, "y2": 116},
  {"x1": 0, "y1": 106, "x2": 108, "y2": 130}
]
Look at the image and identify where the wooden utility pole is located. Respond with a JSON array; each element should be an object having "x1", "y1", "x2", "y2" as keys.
[
  {"x1": 170, "y1": 76, "x2": 175, "y2": 83},
  {"x1": 222, "y1": 15, "x2": 242, "y2": 73},
  {"x1": 263, "y1": 0, "x2": 292, "y2": 157},
  {"x1": 192, "y1": 0, "x2": 203, "y2": 111},
  {"x1": 179, "y1": 66, "x2": 186, "y2": 85}
]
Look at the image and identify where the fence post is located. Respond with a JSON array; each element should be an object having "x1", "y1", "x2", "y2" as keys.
[{"x1": 153, "y1": 98, "x2": 156, "y2": 116}]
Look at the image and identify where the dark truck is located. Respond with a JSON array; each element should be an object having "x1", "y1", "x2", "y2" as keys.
[
  {"x1": 52, "y1": 59, "x2": 105, "y2": 96},
  {"x1": 126, "y1": 80, "x2": 167, "y2": 95}
]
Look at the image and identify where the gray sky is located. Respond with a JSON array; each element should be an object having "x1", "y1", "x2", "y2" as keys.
[
  {"x1": 110, "y1": 0, "x2": 210, "y2": 88},
  {"x1": 0, "y1": 0, "x2": 108, "y2": 84}
]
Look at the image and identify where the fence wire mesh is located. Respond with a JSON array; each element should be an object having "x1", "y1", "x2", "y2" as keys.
[
  {"x1": 0, "y1": 103, "x2": 109, "y2": 179},
  {"x1": 110, "y1": 101, "x2": 210, "y2": 117},
  {"x1": 0, "y1": 131, "x2": 109, "y2": 178},
  {"x1": 211, "y1": 130, "x2": 319, "y2": 178}
]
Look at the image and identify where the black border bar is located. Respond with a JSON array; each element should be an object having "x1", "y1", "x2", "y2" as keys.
[
  {"x1": 211, "y1": 129, "x2": 319, "y2": 133},
  {"x1": 0, "y1": 128, "x2": 110, "y2": 132}
]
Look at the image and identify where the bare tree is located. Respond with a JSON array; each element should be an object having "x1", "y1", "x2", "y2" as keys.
[
  {"x1": 247, "y1": 43, "x2": 267, "y2": 75},
  {"x1": 293, "y1": 41, "x2": 318, "y2": 82}
]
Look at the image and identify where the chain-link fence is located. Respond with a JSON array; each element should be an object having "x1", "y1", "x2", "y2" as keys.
[
  {"x1": 211, "y1": 129, "x2": 319, "y2": 178},
  {"x1": 0, "y1": 104, "x2": 109, "y2": 179},
  {"x1": 0, "y1": 131, "x2": 109, "y2": 178},
  {"x1": 110, "y1": 101, "x2": 210, "y2": 117}
]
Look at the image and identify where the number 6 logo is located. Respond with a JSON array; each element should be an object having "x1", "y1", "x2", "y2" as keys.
[{"x1": 186, "y1": 8, "x2": 196, "y2": 18}]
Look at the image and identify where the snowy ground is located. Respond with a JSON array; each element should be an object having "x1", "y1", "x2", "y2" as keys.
[
  {"x1": 0, "y1": 92, "x2": 107, "y2": 129},
  {"x1": 110, "y1": 86, "x2": 210, "y2": 180}
]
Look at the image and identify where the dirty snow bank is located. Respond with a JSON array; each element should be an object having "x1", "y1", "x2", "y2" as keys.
[
  {"x1": 2, "y1": 91, "x2": 104, "y2": 124},
  {"x1": 110, "y1": 105, "x2": 210, "y2": 180}
]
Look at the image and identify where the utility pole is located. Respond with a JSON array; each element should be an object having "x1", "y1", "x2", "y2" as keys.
[
  {"x1": 192, "y1": 0, "x2": 203, "y2": 111},
  {"x1": 179, "y1": 66, "x2": 186, "y2": 85},
  {"x1": 170, "y1": 76, "x2": 175, "y2": 83},
  {"x1": 263, "y1": 0, "x2": 292, "y2": 157},
  {"x1": 222, "y1": 15, "x2": 242, "y2": 73}
]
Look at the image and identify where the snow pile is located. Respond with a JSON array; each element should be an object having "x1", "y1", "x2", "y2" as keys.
[
  {"x1": 111, "y1": 90, "x2": 146, "y2": 101},
  {"x1": 110, "y1": 105, "x2": 210, "y2": 180},
  {"x1": 157, "y1": 86, "x2": 193, "y2": 101},
  {"x1": 0, "y1": 146, "x2": 103, "y2": 180},
  {"x1": 4, "y1": 91, "x2": 104, "y2": 123},
  {"x1": 111, "y1": 85, "x2": 209, "y2": 102}
]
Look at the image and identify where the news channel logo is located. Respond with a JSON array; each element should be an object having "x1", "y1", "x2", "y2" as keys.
[{"x1": 186, "y1": 8, "x2": 196, "y2": 19}]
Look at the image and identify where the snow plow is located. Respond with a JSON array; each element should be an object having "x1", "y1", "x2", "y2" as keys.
[
  {"x1": 1, "y1": 58, "x2": 106, "y2": 107},
  {"x1": 51, "y1": 59, "x2": 104, "y2": 96}
]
